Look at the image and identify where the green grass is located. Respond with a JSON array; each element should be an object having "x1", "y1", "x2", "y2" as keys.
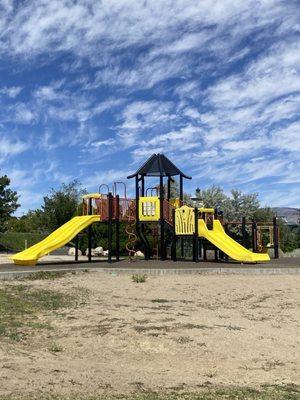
[
  {"x1": 48, "y1": 342, "x2": 63, "y2": 353},
  {"x1": 25, "y1": 271, "x2": 66, "y2": 280},
  {"x1": 0, "y1": 385, "x2": 298, "y2": 399},
  {"x1": 0, "y1": 232, "x2": 47, "y2": 252},
  {"x1": 0, "y1": 284, "x2": 86, "y2": 341},
  {"x1": 132, "y1": 274, "x2": 147, "y2": 283}
]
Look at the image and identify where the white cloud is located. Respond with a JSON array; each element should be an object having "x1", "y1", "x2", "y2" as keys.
[
  {"x1": 0, "y1": 86, "x2": 22, "y2": 98},
  {"x1": 0, "y1": 136, "x2": 29, "y2": 159}
]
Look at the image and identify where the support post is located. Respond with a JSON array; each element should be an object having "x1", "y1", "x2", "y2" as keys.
[
  {"x1": 193, "y1": 207, "x2": 199, "y2": 262},
  {"x1": 252, "y1": 219, "x2": 257, "y2": 253},
  {"x1": 88, "y1": 197, "x2": 92, "y2": 262},
  {"x1": 115, "y1": 195, "x2": 120, "y2": 261},
  {"x1": 167, "y1": 176, "x2": 171, "y2": 201},
  {"x1": 141, "y1": 176, "x2": 145, "y2": 197},
  {"x1": 135, "y1": 176, "x2": 139, "y2": 222},
  {"x1": 88, "y1": 197, "x2": 92, "y2": 215},
  {"x1": 171, "y1": 208, "x2": 177, "y2": 261},
  {"x1": 179, "y1": 175, "x2": 183, "y2": 202},
  {"x1": 273, "y1": 217, "x2": 279, "y2": 259},
  {"x1": 224, "y1": 223, "x2": 229, "y2": 261},
  {"x1": 108, "y1": 192, "x2": 113, "y2": 263},
  {"x1": 159, "y1": 175, "x2": 165, "y2": 260},
  {"x1": 242, "y1": 216, "x2": 246, "y2": 247}
]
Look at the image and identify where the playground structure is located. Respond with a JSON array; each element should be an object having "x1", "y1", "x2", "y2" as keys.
[{"x1": 11, "y1": 154, "x2": 276, "y2": 266}]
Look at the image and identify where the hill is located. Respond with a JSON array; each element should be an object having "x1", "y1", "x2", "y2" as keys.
[{"x1": 272, "y1": 207, "x2": 300, "y2": 225}]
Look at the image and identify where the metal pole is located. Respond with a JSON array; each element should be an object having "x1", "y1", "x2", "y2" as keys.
[
  {"x1": 242, "y1": 216, "x2": 246, "y2": 247},
  {"x1": 88, "y1": 197, "x2": 92, "y2": 262},
  {"x1": 224, "y1": 223, "x2": 229, "y2": 261},
  {"x1": 193, "y1": 207, "x2": 199, "y2": 262},
  {"x1": 179, "y1": 175, "x2": 183, "y2": 202},
  {"x1": 115, "y1": 195, "x2": 120, "y2": 261},
  {"x1": 135, "y1": 176, "x2": 139, "y2": 221},
  {"x1": 273, "y1": 217, "x2": 279, "y2": 259},
  {"x1": 108, "y1": 192, "x2": 113, "y2": 263},
  {"x1": 252, "y1": 219, "x2": 257, "y2": 253},
  {"x1": 171, "y1": 208, "x2": 177, "y2": 261},
  {"x1": 167, "y1": 176, "x2": 171, "y2": 201},
  {"x1": 141, "y1": 176, "x2": 145, "y2": 197},
  {"x1": 88, "y1": 198, "x2": 92, "y2": 215},
  {"x1": 159, "y1": 175, "x2": 165, "y2": 260}
]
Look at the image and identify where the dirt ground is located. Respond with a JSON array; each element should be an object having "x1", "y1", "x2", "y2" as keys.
[{"x1": 0, "y1": 271, "x2": 299, "y2": 397}]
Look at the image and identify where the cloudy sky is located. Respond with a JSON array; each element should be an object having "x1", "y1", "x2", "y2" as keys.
[{"x1": 0, "y1": 0, "x2": 299, "y2": 214}]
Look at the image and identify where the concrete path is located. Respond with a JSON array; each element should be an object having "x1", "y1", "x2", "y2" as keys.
[{"x1": 0, "y1": 255, "x2": 299, "y2": 279}]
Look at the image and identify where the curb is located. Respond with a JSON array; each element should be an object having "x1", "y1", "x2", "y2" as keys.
[{"x1": 1, "y1": 266, "x2": 300, "y2": 280}]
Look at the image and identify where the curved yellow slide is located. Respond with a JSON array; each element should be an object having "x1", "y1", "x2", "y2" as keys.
[
  {"x1": 11, "y1": 215, "x2": 101, "y2": 266},
  {"x1": 198, "y1": 219, "x2": 270, "y2": 263}
]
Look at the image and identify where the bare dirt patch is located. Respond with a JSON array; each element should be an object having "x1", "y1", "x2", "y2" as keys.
[{"x1": 0, "y1": 272, "x2": 299, "y2": 398}]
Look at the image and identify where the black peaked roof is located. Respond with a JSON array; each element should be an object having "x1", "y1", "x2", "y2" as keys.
[{"x1": 127, "y1": 153, "x2": 192, "y2": 179}]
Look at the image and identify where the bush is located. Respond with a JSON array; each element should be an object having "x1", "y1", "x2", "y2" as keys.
[
  {"x1": 0, "y1": 232, "x2": 47, "y2": 252},
  {"x1": 132, "y1": 274, "x2": 147, "y2": 283}
]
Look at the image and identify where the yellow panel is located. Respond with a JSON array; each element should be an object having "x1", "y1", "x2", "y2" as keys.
[
  {"x1": 198, "y1": 219, "x2": 270, "y2": 263},
  {"x1": 169, "y1": 198, "x2": 181, "y2": 208},
  {"x1": 82, "y1": 193, "x2": 102, "y2": 199},
  {"x1": 11, "y1": 215, "x2": 101, "y2": 266},
  {"x1": 199, "y1": 207, "x2": 214, "y2": 213},
  {"x1": 139, "y1": 196, "x2": 160, "y2": 221},
  {"x1": 175, "y1": 206, "x2": 195, "y2": 235}
]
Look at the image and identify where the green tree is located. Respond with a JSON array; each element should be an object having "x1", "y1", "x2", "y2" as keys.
[
  {"x1": 0, "y1": 175, "x2": 20, "y2": 233},
  {"x1": 7, "y1": 209, "x2": 46, "y2": 233},
  {"x1": 42, "y1": 180, "x2": 86, "y2": 231},
  {"x1": 224, "y1": 190, "x2": 260, "y2": 221},
  {"x1": 193, "y1": 185, "x2": 300, "y2": 252},
  {"x1": 194, "y1": 185, "x2": 227, "y2": 209}
]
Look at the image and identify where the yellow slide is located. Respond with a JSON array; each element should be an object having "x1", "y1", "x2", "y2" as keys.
[
  {"x1": 198, "y1": 219, "x2": 270, "y2": 263},
  {"x1": 11, "y1": 215, "x2": 101, "y2": 266}
]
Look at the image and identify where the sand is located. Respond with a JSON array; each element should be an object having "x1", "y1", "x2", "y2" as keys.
[{"x1": 0, "y1": 271, "x2": 299, "y2": 397}]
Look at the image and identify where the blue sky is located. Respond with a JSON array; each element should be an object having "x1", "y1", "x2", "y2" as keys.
[{"x1": 0, "y1": 0, "x2": 299, "y2": 215}]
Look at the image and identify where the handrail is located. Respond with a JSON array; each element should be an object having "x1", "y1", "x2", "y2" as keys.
[
  {"x1": 146, "y1": 187, "x2": 158, "y2": 196},
  {"x1": 113, "y1": 181, "x2": 127, "y2": 198},
  {"x1": 99, "y1": 184, "x2": 110, "y2": 195}
]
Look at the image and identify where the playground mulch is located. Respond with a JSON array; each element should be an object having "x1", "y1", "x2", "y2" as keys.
[{"x1": 0, "y1": 270, "x2": 299, "y2": 398}]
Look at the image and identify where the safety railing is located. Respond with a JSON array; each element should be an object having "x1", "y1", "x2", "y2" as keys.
[
  {"x1": 163, "y1": 199, "x2": 175, "y2": 225},
  {"x1": 113, "y1": 197, "x2": 136, "y2": 221}
]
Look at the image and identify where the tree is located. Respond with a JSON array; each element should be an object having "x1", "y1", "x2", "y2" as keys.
[
  {"x1": 194, "y1": 185, "x2": 227, "y2": 209},
  {"x1": 193, "y1": 185, "x2": 300, "y2": 252},
  {"x1": 0, "y1": 175, "x2": 20, "y2": 233},
  {"x1": 224, "y1": 190, "x2": 260, "y2": 221},
  {"x1": 42, "y1": 180, "x2": 86, "y2": 231},
  {"x1": 162, "y1": 179, "x2": 192, "y2": 204},
  {"x1": 7, "y1": 209, "x2": 45, "y2": 233}
]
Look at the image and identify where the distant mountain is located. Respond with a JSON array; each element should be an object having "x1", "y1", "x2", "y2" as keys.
[{"x1": 272, "y1": 207, "x2": 300, "y2": 225}]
